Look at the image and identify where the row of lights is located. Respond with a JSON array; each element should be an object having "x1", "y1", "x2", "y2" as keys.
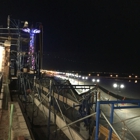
[
  {"x1": 63, "y1": 72, "x2": 138, "y2": 85},
  {"x1": 89, "y1": 73, "x2": 138, "y2": 78},
  {"x1": 66, "y1": 74, "x2": 100, "y2": 83},
  {"x1": 46, "y1": 71, "x2": 138, "y2": 78},
  {"x1": 81, "y1": 76, "x2": 100, "y2": 83},
  {"x1": 129, "y1": 75, "x2": 138, "y2": 78},
  {"x1": 67, "y1": 72, "x2": 138, "y2": 79}
]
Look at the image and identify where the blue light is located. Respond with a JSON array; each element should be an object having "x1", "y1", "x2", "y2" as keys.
[
  {"x1": 32, "y1": 29, "x2": 40, "y2": 33},
  {"x1": 22, "y1": 28, "x2": 30, "y2": 33}
]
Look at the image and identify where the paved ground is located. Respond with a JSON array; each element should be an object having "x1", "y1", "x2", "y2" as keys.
[
  {"x1": 0, "y1": 84, "x2": 9, "y2": 140},
  {"x1": 0, "y1": 110, "x2": 9, "y2": 140}
]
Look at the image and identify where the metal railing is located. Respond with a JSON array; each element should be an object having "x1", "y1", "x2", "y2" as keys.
[
  {"x1": 95, "y1": 95, "x2": 140, "y2": 140},
  {"x1": 17, "y1": 74, "x2": 140, "y2": 140}
]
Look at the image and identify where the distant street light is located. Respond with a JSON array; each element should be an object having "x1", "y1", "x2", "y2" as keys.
[{"x1": 82, "y1": 76, "x2": 88, "y2": 91}]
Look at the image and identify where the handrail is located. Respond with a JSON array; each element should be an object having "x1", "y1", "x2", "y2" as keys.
[
  {"x1": 95, "y1": 98, "x2": 140, "y2": 140},
  {"x1": 101, "y1": 91, "x2": 137, "y2": 140},
  {"x1": 8, "y1": 104, "x2": 14, "y2": 140},
  {"x1": 101, "y1": 111, "x2": 121, "y2": 140}
]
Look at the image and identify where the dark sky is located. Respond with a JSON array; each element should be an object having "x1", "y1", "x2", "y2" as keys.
[{"x1": 1, "y1": 0, "x2": 140, "y2": 74}]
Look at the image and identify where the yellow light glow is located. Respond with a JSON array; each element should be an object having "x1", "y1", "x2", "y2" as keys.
[{"x1": 0, "y1": 46, "x2": 5, "y2": 72}]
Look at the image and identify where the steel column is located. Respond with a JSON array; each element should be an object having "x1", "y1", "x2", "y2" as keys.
[
  {"x1": 95, "y1": 100, "x2": 100, "y2": 140},
  {"x1": 108, "y1": 104, "x2": 114, "y2": 140}
]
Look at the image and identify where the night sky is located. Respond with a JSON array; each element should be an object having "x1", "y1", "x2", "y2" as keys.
[{"x1": 1, "y1": 1, "x2": 140, "y2": 74}]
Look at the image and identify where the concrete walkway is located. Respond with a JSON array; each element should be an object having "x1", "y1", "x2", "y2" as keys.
[
  {"x1": 0, "y1": 81, "x2": 32, "y2": 140},
  {"x1": 0, "y1": 83, "x2": 9, "y2": 140},
  {"x1": 0, "y1": 110, "x2": 9, "y2": 140}
]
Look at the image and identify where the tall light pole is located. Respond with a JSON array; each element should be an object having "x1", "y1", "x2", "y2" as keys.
[
  {"x1": 113, "y1": 83, "x2": 125, "y2": 106},
  {"x1": 78, "y1": 75, "x2": 81, "y2": 85},
  {"x1": 82, "y1": 76, "x2": 88, "y2": 91}
]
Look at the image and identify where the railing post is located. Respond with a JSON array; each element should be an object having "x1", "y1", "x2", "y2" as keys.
[
  {"x1": 108, "y1": 104, "x2": 114, "y2": 140},
  {"x1": 95, "y1": 91, "x2": 100, "y2": 140},
  {"x1": 47, "y1": 79, "x2": 52, "y2": 139}
]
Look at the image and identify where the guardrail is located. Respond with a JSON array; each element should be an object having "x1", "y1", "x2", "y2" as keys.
[{"x1": 95, "y1": 99, "x2": 140, "y2": 140}]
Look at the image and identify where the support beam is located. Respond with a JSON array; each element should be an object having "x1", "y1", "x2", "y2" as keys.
[
  {"x1": 35, "y1": 83, "x2": 79, "y2": 110},
  {"x1": 33, "y1": 98, "x2": 85, "y2": 140}
]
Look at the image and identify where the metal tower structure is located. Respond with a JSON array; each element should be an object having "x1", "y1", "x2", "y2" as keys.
[{"x1": 22, "y1": 26, "x2": 40, "y2": 70}]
